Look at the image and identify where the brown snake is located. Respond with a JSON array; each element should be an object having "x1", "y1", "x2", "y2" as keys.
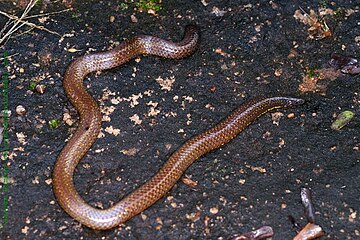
[{"x1": 53, "y1": 25, "x2": 304, "y2": 230}]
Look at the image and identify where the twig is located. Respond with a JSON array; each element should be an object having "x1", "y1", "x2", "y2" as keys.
[
  {"x1": 292, "y1": 188, "x2": 325, "y2": 240},
  {"x1": 0, "y1": 0, "x2": 38, "y2": 46},
  {"x1": 0, "y1": 53, "x2": 19, "y2": 61},
  {"x1": 293, "y1": 223, "x2": 325, "y2": 240},
  {"x1": 0, "y1": 0, "x2": 67, "y2": 46},
  {"x1": 0, "y1": 10, "x2": 61, "y2": 36},
  {"x1": 232, "y1": 226, "x2": 274, "y2": 240},
  {"x1": 301, "y1": 188, "x2": 315, "y2": 223},
  {"x1": 298, "y1": 6, "x2": 318, "y2": 23},
  {"x1": 23, "y1": 8, "x2": 72, "y2": 19}
]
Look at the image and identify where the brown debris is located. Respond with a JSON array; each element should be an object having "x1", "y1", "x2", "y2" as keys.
[
  {"x1": 214, "y1": 48, "x2": 231, "y2": 57},
  {"x1": 35, "y1": 84, "x2": 46, "y2": 94},
  {"x1": 155, "y1": 76, "x2": 176, "y2": 91},
  {"x1": 232, "y1": 226, "x2": 274, "y2": 240},
  {"x1": 290, "y1": 188, "x2": 325, "y2": 240},
  {"x1": 0, "y1": 0, "x2": 68, "y2": 46},
  {"x1": 328, "y1": 53, "x2": 360, "y2": 75},
  {"x1": 38, "y1": 49, "x2": 53, "y2": 67},
  {"x1": 16, "y1": 105, "x2": 26, "y2": 116},
  {"x1": 293, "y1": 8, "x2": 332, "y2": 40},
  {"x1": 186, "y1": 211, "x2": 201, "y2": 222},
  {"x1": 293, "y1": 223, "x2": 325, "y2": 240},
  {"x1": 204, "y1": 215, "x2": 211, "y2": 235},
  {"x1": 301, "y1": 188, "x2": 316, "y2": 223},
  {"x1": 300, "y1": 53, "x2": 360, "y2": 93},
  {"x1": 120, "y1": 148, "x2": 139, "y2": 156},
  {"x1": 181, "y1": 177, "x2": 198, "y2": 188},
  {"x1": 298, "y1": 67, "x2": 341, "y2": 94}
]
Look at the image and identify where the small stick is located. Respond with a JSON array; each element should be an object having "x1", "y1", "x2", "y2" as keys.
[
  {"x1": 301, "y1": 188, "x2": 315, "y2": 223},
  {"x1": 22, "y1": 8, "x2": 72, "y2": 19},
  {"x1": 0, "y1": 0, "x2": 66, "y2": 46},
  {"x1": 293, "y1": 223, "x2": 325, "y2": 240},
  {"x1": 232, "y1": 226, "x2": 274, "y2": 240},
  {"x1": 0, "y1": 53, "x2": 19, "y2": 62},
  {"x1": 0, "y1": 10, "x2": 61, "y2": 36},
  {"x1": 293, "y1": 188, "x2": 325, "y2": 239}
]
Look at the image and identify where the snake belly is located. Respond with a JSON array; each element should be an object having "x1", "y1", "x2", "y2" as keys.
[{"x1": 53, "y1": 25, "x2": 304, "y2": 230}]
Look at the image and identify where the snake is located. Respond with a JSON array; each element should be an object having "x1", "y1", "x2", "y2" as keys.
[{"x1": 53, "y1": 24, "x2": 304, "y2": 230}]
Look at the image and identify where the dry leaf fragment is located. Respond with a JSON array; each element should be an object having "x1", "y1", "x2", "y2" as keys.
[
  {"x1": 293, "y1": 8, "x2": 332, "y2": 39},
  {"x1": 67, "y1": 48, "x2": 81, "y2": 53},
  {"x1": 232, "y1": 226, "x2": 274, "y2": 240},
  {"x1": 181, "y1": 177, "x2": 198, "y2": 187},
  {"x1": 293, "y1": 223, "x2": 325, "y2": 240}
]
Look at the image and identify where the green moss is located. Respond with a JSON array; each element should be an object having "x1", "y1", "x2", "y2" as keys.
[
  {"x1": 331, "y1": 111, "x2": 355, "y2": 130},
  {"x1": 119, "y1": 2, "x2": 129, "y2": 10},
  {"x1": 306, "y1": 67, "x2": 318, "y2": 78},
  {"x1": 135, "y1": 0, "x2": 162, "y2": 12},
  {"x1": 333, "y1": 7, "x2": 345, "y2": 20},
  {"x1": 29, "y1": 81, "x2": 37, "y2": 91},
  {"x1": 35, "y1": 0, "x2": 43, "y2": 7},
  {"x1": 49, "y1": 119, "x2": 60, "y2": 129},
  {"x1": 70, "y1": 10, "x2": 82, "y2": 22},
  {"x1": 319, "y1": 0, "x2": 329, "y2": 9}
]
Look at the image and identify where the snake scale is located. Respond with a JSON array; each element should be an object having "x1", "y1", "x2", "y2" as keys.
[{"x1": 53, "y1": 25, "x2": 304, "y2": 229}]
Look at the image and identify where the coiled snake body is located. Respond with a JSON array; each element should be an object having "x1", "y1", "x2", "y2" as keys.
[{"x1": 53, "y1": 25, "x2": 304, "y2": 230}]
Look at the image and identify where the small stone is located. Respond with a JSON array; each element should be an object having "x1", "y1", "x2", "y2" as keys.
[
  {"x1": 288, "y1": 113, "x2": 295, "y2": 118},
  {"x1": 38, "y1": 50, "x2": 52, "y2": 66},
  {"x1": 35, "y1": 84, "x2": 46, "y2": 94},
  {"x1": 185, "y1": 212, "x2": 201, "y2": 222},
  {"x1": 210, "y1": 207, "x2": 219, "y2": 214},
  {"x1": 109, "y1": 15, "x2": 115, "y2": 23},
  {"x1": 130, "y1": 14, "x2": 138, "y2": 23},
  {"x1": 16, "y1": 105, "x2": 26, "y2": 115},
  {"x1": 274, "y1": 68, "x2": 283, "y2": 77}
]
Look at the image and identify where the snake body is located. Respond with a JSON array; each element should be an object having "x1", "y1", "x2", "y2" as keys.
[{"x1": 53, "y1": 25, "x2": 304, "y2": 230}]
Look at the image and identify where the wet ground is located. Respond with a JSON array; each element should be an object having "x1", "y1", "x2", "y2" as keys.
[{"x1": 1, "y1": 0, "x2": 359, "y2": 239}]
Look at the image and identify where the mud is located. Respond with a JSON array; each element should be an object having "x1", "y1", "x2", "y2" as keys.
[{"x1": 1, "y1": 0, "x2": 359, "y2": 239}]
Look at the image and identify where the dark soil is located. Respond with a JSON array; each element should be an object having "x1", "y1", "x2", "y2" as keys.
[{"x1": 1, "y1": 0, "x2": 359, "y2": 239}]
